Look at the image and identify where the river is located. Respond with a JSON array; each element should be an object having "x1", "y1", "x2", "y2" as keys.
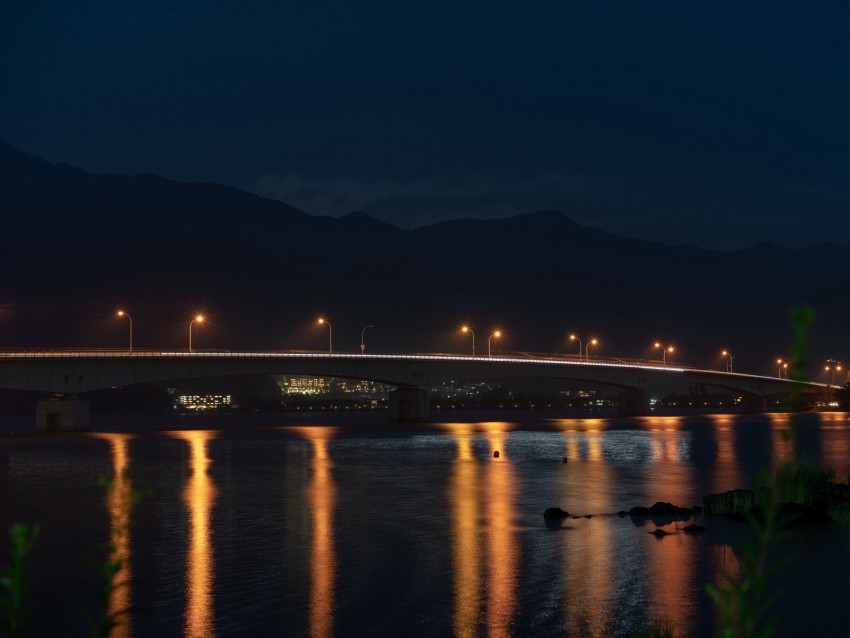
[{"x1": 1, "y1": 411, "x2": 849, "y2": 637}]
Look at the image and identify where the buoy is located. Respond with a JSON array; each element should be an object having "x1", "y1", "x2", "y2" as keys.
[
  {"x1": 493, "y1": 450, "x2": 500, "y2": 458},
  {"x1": 562, "y1": 456, "x2": 568, "y2": 464}
]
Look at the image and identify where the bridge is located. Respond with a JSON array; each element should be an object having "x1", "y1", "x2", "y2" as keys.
[{"x1": 0, "y1": 350, "x2": 825, "y2": 431}]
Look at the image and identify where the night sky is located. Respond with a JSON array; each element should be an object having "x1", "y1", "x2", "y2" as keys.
[{"x1": 3, "y1": 2, "x2": 849, "y2": 249}]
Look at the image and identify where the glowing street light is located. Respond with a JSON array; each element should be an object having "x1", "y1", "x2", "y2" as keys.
[
  {"x1": 188, "y1": 315, "x2": 204, "y2": 353},
  {"x1": 116, "y1": 310, "x2": 133, "y2": 353},
  {"x1": 825, "y1": 359, "x2": 843, "y2": 386},
  {"x1": 318, "y1": 318, "x2": 333, "y2": 354},
  {"x1": 568, "y1": 334, "x2": 582, "y2": 361},
  {"x1": 360, "y1": 325, "x2": 373, "y2": 354},
  {"x1": 586, "y1": 338, "x2": 598, "y2": 361},
  {"x1": 777, "y1": 358, "x2": 788, "y2": 378},
  {"x1": 654, "y1": 342, "x2": 674, "y2": 366},
  {"x1": 488, "y1": 330, "x2": 501, "y2": 357},
  {"x1": 461, "y1": 326, "x2": 475, "y2": 356},
  {"x1": 721, "y1": 350, "x2": 734, "y2": 373}
]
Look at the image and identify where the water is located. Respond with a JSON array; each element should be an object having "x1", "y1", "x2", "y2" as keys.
[{"x1": 2, "y1": 411, "x2": 850, "y2": 637}]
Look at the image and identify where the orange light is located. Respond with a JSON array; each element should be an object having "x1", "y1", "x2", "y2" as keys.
[
  {"x1": 668, "y1": 346, "x2": 674, "y2": 353},
  {"x1": 318, "y1": 318, "x2": 325, "y2": 325},
  {"x1": 117, "y1": 310, "x2": 125, "y2": 317},
  {"x1": 722, "y1": 350, "x2": 729, "y2": 356},
  {"x1": 590, "y1": 338, "x2": 598, "y2": 345},
  {"x1": 461, "y1": 326, "x2": 470, "y2": 333},
  {"x1": 195, "y1": 315, "x2": 204, "y2": 323},
  {"x1": 493, "y1": 331, "x2": 501, "y2": 338},
  {"x1": 569, "y1": 334, "x2": 577, "y2": 341},
  {"x1": 654, "y1": 342, "x2": 661, "y2": 348}
]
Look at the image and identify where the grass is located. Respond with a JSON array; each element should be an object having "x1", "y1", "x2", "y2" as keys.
[
  {"x1": 0, "y1": 523, "x2": 40, "y2": 638},
  {"x1": 757, "y1": 461, "x2": 834, "y2": 507}
]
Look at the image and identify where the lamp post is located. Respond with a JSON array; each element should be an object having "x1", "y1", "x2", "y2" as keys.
[
  {"x1": 777, "y1": 358, "x2": 787, "y2": 378},
  {"x1": 318, "y1": 318, "x2": 333, "y2": 354},
  {"x1": 654, "y1": 342, "x2": 674, "y2": 366},
  {"x1": 360, "y1": 325, "x2": 373, "y2": 354},
  {"x1": 569, "y1": 334, "x2": 582, "y2": 361},
  {"x1": 116, "y1": 310, "x2": 133, "y2": 353},
  {"x1": 488, "y1": 330, "x2": 501, "y2": 357},
  {"x1": 586, "y1": 338, "x2": 598, "y2": 361},
  {"x1": 461, "y1": 326, "x2": 475, "y2": 356},
  {"x1": 722, "y1": 350, "x2": 734, "y2": 373},
  {"x1": 825, "y1": 359, "x2": 843, "y2": 386},
  {"x1": 188, "y1": 315, "x2": 204, "y2": 352}
]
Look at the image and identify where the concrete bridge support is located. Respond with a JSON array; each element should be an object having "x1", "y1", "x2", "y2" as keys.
[
  {"x1": 617, "y1": 388, "x2": 649, "y2": 417},
  {"x1": 36, "y1": 395, "x2": 91, "y2": 432},
  {"x1": 388, "y1": 387, "x2": 431, "y2": 423}
]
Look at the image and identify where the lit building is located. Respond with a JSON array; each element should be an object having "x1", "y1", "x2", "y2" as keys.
[{"x1": 177, "y1": 394, "x2": 232, "y2": 411}]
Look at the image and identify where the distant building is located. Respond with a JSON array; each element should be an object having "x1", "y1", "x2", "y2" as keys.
[
  {"x1": 278, "y1": 376, "x2": 392, "y2": 397},
  {"x1": 280, "y1": 376, "x2": 328, "y2": 395},
  {"x1": 178, "y1": 394, "x2": 232, "y2": 411}
]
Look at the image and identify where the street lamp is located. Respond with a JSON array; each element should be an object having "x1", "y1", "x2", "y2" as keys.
[
  {"x1": 360, "y1": 325, "x2": 373, "y2": 354},
  {"x1": 586, "y1": 338, "x2": 598, "y2": 361},
  {"x1": 461, "y1": 326, "x2": 475, "y2": 356},
  {"x1": 188, "y1": 315, "x2": 204, "y2": 352},
  {"x1": 654, "y1": 342, "x2": 674, "y2": 366},
  {"x1": 488, "y1": 330, "x2": 501, "y2": 357},
  {"x1": 777, "y1": 358, "x2": 788, "y2": 378},
  {"x1": 721, "y1": 350, "x2": 734, "y2": 373},
  {"x1": 569, "y1": 334, "x2": 582, "y2": 361},
  {"x1": 116, "y1": 310, "x2": 133, "y2": 353},
  {"x1": 318, "y1": 318, "x2": 333, "y2": 354},
  {"x1": 825, "y1": 359, "x2": 843, "y2": 386}
]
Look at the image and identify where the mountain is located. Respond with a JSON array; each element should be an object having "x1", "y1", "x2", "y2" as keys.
[{"x1": 0, "y1": 139, "x2": 846, "y2": 376}]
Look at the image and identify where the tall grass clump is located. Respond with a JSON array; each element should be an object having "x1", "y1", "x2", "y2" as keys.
[
  {"x1": 705, "y1": 305, "x2": 817, "y2": 638},
  {"x1": 0, "y1": 523, "x2": 40, "y2": 638},
  {"x1": 757, "y1": 461, "x2": 834, "y2": 507}
]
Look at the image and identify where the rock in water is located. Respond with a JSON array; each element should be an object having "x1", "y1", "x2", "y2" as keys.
[
  {"x1": 629, "y1": 502, "x2": 693, "y2": 516},
  {"x1": 543, "y1": 507, "x2": 570, "y2": 520}
]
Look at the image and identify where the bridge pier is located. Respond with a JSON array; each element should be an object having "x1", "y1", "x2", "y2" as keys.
[
  {"x1": 35, "y1": 395, "x2": 91, "y2": 432},
  {"x1": 388, "y1": 387, "x2": 431, "y2": 423},
  {"x1": 617, "y1": 388, "x2": 649, "y2": 417}
]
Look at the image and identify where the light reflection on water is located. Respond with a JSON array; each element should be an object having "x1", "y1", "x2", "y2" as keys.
[
  {"x1": 170, "y1": 430, "x2": 218, "y2": 638},
  {"x1": 446, "y1": 424, "x2": 480, "y2": 638},
  {"x1": 4, "y1": 412, "x2": 850, "y2": 637},
  {"x1": 92, "y1": 433, "x2": 134, "y2": 638},
  {"x1": 443, "y1": 422, "x2": 519, "y2": 637},
  {"x1": 481, "y1": 423, "x2": 518, "y2": 638},
  {"x1": 293, "y1": 427, "x2": 338, "y2": 638}
]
